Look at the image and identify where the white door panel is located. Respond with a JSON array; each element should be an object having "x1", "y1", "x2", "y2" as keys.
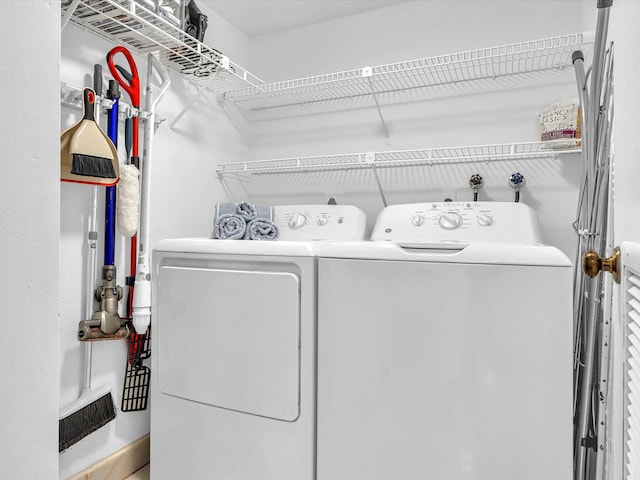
[{"x1": 156, "y1": 266, "x2": 300, "y2": 421}]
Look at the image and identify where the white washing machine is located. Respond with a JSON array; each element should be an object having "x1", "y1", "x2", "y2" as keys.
[
  {"x1": 317, "y1": 202, "x2": 573, "y2": 480},
  {"x1": 150, "y1": 204, "x2": 366, "y2": 480}
]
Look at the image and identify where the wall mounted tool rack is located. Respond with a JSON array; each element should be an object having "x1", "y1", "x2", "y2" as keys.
[
  {"x1": 61, "y1": 81, "x2": 171, "y2": 131},
  {"x1": 216, "y1": 140, "x2": 582, "y2": 203},
  {"x1": 61, "y1": 0, "x2": 263, "y2": 93}
]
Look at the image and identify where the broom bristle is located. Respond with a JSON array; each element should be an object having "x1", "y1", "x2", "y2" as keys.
[
  {"x1": 71, "y1": 154, "x2": 117, "y2": 179},
  {"x1": 59, "y1": 392, "x2": 116, "y2": 452}
]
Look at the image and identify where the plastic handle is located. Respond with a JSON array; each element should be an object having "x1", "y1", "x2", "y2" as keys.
[
  {"x1": 597, "y1": 0, "x2": 613, "y2": 8},
  {"x1": 82, "y1": 88, "x2": 96, "y2": 121},
  {"x1": 572, "y1": 50, "x2": 584, "y2": 64},
  {"x1": 93, "y1": 64, "x2": 102, "y2": 96},
  {"x1": 116, "y1": 64, "x2": 133, "y2": 83},
  {"x1": 125, "y1": 117, "x2": 133, "y2": 158},
  {"x1": 106, "y1": 46, "x2": 140, "y2": 107}
]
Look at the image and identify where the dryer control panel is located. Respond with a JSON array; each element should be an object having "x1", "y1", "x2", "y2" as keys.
[
  {"x1": 370, "y1": 202, "x2": 542, "y2": 244},
  {"x1": 274, "y1": 204, "x2": 367, "y2": 241}
]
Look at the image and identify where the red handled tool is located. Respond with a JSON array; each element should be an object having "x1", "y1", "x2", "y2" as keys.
[{"x1": 106, "y1": 46, "x2": 145, "y2": 367}]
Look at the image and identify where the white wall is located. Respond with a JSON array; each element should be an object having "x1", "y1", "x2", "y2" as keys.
[
  {"x1": 0, "y1": 2, "x2": 60, "y2": 479},
  {"x1": 59, "y1": 5, "x2": 251, "y2": 478},
  {"x1": 610, "y1": 1, "x2": 640, "y2": 245},
  {"x1": 239, "y1": 0, "x2": 595, "y2": 257}
]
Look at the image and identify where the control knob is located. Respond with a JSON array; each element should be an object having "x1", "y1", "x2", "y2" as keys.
[
  {"x1": 411, "y1": 215, "x2": 425, "y2": 226},
  {"x1": 288, "y1": 212, "x2": 308, "y2": 230},
  {"x1": 317, "y1": 214, "x2": 329, "y2": 226},
  {"x1": 438, "y1": 212, "x2": 463, "y2": 230},
  {"x1": 477, "y1": 214, "x2": 494, "y2": 226}
]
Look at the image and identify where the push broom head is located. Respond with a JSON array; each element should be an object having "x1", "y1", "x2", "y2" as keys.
[
  {"x1": 59, "y1": 385, "x2": 116, "y2": 452},
  {"x1": 60, "y1": 88, "x2": 120, "y2": 186}
]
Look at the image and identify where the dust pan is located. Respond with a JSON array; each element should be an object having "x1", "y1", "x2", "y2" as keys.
[{"x1": 61, "y1": 87, "x2": 120, "y2": 186}]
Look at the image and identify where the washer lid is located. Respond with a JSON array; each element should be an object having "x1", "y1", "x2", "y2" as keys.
[
  {"x1": 154, "y1": 237, "x2": 331, "y2": 256},
  {"x1": 319, "y1": 241, "x2": 572, "y2": 267}
]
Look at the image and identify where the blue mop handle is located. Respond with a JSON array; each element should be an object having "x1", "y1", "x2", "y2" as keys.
[{"x1": 105, "y1": 81, "x2": 120, "y2": 266}]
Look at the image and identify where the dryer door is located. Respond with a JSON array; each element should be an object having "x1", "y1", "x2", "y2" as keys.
[{"x1": 156, "y1": 265, "x2": 300, "y2": 421}]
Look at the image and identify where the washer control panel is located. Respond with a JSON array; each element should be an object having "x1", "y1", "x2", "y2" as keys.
[
  {"x1": 371, "y1": 202, "x2": 542, "y2": 244},
  {"x1": 274, "y1": 204, "x2": 367, "y2": 241}
]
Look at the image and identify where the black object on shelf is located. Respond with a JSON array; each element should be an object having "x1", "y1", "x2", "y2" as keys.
[{"x1": 184, "y1": 0, "x2": 208, "y2": 42}]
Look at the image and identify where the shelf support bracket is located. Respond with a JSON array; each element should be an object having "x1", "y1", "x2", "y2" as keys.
[
  {"x1": 216, "y1": 97, "x2": 251, "y2": 146},
  {"x1": 169, "y1": 86, "x2": 208, "y2": 130},
  {"x1": 363, "y1": 68, "x2": 389, "y2": 139},
  {"x1": 365, "y1": 152, "x2": 388, "y2": 207},
  {"x1": 62, "y1": 0, "x2": 82, "y2": 30}
]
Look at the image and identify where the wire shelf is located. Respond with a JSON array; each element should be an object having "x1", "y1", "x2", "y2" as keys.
[
  {"x1": 216, "y1": 140, "x2": 581, "y2": 176},
  {"x1": 61, "y1": 0, "x2": 263, "y2": 91},
  {"x1": 223, "y1": 33, "x2": 590, "y2": 112}
]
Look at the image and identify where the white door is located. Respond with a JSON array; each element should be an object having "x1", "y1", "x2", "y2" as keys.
[{"x1": 604, "y1": 3, "x2": 640, "y2": 479}]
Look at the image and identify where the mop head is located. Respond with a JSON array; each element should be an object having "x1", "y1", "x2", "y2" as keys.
[
  {"x1": 117, "y1": 164, "x2": 140, "y2": 237},
  {"x1": 59, "y1": 391, "x2": 116, "y2": 452}
]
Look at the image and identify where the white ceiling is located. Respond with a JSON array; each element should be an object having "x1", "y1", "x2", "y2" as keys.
[{"x1": 198, "y1": 0, "x2": 412, "y2": 38}]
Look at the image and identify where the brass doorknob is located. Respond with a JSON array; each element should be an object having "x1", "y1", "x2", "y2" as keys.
[{"x1": 582, "y1": 247, "x2": 620, "y2": 284}]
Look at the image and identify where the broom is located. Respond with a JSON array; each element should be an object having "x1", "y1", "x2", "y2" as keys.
[
  {"x1": 59, "y1": 68, "x2": 116, "y2": 452},
  {"x1": 59, "y1": 183, "x2": 116, "y2": 451}
]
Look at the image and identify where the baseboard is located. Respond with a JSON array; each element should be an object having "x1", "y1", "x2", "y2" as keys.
[{"x1": 66, "y1": 434, "x2": 150, "y2": 480}]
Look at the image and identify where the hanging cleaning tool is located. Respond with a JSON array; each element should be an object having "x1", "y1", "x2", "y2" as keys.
[
  {"x1": 468, "y1": 174, "x2": 484, "y2": 201},
  {"x1": 78, "y1": 79, "x2": 129, "y2": 341},
  {"x1": 59, "y1": 66, "x2": 116, "y2": 452},
  {"x1": 108, "y1": 46, "x2": 141, "y2": 240},
  {"x1": 60, "y1": 186, "x2": 117, "y2": 448},
  {"x1": 509, "y1": 172, "x2": 525, "y2": 202},
  {"x1": 117, "y1": 113, "x2": 140, "y2": 238},
  {"x1": 106, "y1": 45, "x2": 150, "y2": 395},
  {"x1": 132, "y1": 53, "x2": 171, "y2": 335},
  {"x1": 60, "y1": 87, "x2": 120, "y2": 185},
  {"x1": 106, "y1": 46, "x2": 141, "y2": 323},
  {"x1": 121, "y1": 54, "x2": 170, "y2": 413}
]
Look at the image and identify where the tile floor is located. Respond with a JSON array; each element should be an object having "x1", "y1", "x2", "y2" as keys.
[{"x1": 124, "y1": 464, "x2": 150, "y2": 480}]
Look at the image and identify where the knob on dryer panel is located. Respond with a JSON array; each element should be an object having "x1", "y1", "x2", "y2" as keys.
[
  {"x1": 273, "y1": 205, "x2": 367, "y2": 241},
  {"x1": 370, "y1": 202, "x2": 542, "y2": 244}
]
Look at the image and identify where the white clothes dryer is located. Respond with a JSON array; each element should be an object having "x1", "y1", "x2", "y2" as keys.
[
  {"x1": 150, "y1": 204, "x2": 366, "y2": 480},
  {"x1": 316, "y1": 202, "x2": 573, "y2": 480}
]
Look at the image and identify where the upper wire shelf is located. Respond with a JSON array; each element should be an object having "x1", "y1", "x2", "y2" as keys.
[
  {"x1": 216, "y1": 140, "x2": 582, "y2": 176},
  {"x1": 61, "y1": 0, "x2": 264, "y2": 91},
  {"x1": 222, "y1": 33, "x2": 591, "y2": 113}
]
